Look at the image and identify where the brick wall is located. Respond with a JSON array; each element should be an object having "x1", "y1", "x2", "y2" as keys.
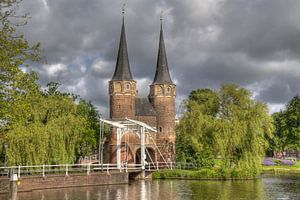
[{"x1": 0, "y1": 172, "x2": 128, "y2": 194}]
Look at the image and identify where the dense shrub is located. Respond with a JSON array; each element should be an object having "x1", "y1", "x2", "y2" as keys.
[{"x1": 152, "y1": 168, "x2": 258, "y2": 180}]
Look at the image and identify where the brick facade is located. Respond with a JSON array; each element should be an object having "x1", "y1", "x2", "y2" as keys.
[{"x1": 105, "y1": 18, "x2": 176, "y2": 164}]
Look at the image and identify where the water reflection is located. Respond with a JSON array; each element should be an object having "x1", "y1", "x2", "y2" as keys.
[{"x1": 0, "y1": 175, "x2": 299, "y2": 200}]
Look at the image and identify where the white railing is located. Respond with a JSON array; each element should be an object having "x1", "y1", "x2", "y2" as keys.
[{"x1": 0, "y1": 162, "x2": 200, "y2": 178}]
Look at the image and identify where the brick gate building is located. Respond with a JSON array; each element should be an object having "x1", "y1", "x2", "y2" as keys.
[{"x1": 105, "y1": 15, "x2": 176, "y2": 165}]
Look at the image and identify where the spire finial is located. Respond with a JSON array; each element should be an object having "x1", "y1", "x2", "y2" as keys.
[
  {"x1": 160, "y1": 11, "x2": 164, "y2": 30},
  {"x1": 122, "y1": 3, "x2": 125, "y2": 15},
  {"x1": 122, "y1": 3, "x2": 126, "y2": 23}
]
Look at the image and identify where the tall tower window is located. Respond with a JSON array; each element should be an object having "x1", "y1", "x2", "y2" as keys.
[{"x1": 159, "y1": 127, "x2": 162, "y2": 132}]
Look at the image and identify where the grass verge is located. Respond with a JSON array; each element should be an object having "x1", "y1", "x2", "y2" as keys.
[{"x1": 152, "y1": 168, "x2": 258, "y2": 180}]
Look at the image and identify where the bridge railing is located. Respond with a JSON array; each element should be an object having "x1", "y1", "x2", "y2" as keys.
[
  {"x1": 0, "y1": 162, "x2": 200, "y2": 178},
  {"x1": 0, "y1": 163, "x2": 119, "y2": 178}
]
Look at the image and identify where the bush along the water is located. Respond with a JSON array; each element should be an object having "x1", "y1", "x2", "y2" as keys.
[{"x1": 152, "y1": 168, "x2": 259, "y2": 180}]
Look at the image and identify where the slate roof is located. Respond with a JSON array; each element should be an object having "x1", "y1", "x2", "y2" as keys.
[
  {"x1": 135, "y1": 97, "x2": 157, "y2": 116},
  {"x1": 152, "y1": 22, "x2": 173, "y2": 85},
  {"x1": 112, "y1": 17, "x2": 133, "y2": 80}
]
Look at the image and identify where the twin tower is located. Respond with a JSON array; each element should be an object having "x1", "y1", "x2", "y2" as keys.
[{"x1": 108, "y1": 16, "x2": 176, "y2": 163}]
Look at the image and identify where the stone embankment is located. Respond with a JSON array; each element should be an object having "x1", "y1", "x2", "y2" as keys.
[{"x1": 0, "y1": 172, "x2": 128, "y2": 194}]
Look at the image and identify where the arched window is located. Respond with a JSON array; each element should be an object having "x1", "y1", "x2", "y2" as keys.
[{"x1": 126, "y1": 83, "x2": 130, "y2": 90}]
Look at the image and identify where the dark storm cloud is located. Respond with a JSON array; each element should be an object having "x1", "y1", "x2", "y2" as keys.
[
  {"x1": 18, "y1": 0, "x2": 300, "y2": 116},
  {"x1": 258, "y1": 80, "x2": 293, "y2": 104},
  {"x1": 215, "y1": 0, "x2": 300, "y2": 60}
]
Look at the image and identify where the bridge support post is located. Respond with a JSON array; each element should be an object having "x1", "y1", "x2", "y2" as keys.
[
  {"x1": 8, "y1": 174, "x2": 18, "y2": 200},
  {"x1": 140, "y1": 170, "x2": 145, "y2": 179}
]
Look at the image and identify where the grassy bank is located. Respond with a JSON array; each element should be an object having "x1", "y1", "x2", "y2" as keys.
[
  {"x1": 262, "y1": 161, "x2": 300, "y2": 174},
  {"x1": 152, "y1": 168, "x2": 258, "y2": 180},
  {"x1": 152, "y1": 161, "x2": 300, "y2": 180}
]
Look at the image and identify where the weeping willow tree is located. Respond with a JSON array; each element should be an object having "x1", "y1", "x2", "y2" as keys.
[
  {"x1": 6, "y1": 83, "x2": 88, "y2": 165},
  {"x1": 177, "y1": 84, "x2": 273, "y2": 177},
  {"x1": 216, "y1": 85, "x2": 273, "y2": 177}
]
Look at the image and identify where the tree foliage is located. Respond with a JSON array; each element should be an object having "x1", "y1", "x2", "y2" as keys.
[
  {"x1": 270, "y1": 95, "x2": 300, "y2": 152},
  {"x1": 3, "y1": 82, "x2": 103, "y2": 166},
  {"x1": 0, "y1": 1, "x2": 102, "y2": 166},
  {"x1": 0, "y1": 0, "x2": 40, "y2": 125},
  {"x1": 177, "y1": 84, "x2": 273, "y2": 176}
]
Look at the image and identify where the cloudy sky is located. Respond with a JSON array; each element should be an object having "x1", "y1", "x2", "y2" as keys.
[{"x1": 18, "y1": 0, "x2": 300, "y2": 117}]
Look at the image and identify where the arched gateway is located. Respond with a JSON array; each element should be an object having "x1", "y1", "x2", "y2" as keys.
[
  {"x1": 104, "y1": 12, "x2": 176, "y2": 167},
  {"x1": 100, "y1": 118, "x2": 169, "y2": 169}
]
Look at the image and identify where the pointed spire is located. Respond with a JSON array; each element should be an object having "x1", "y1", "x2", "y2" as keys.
[
  {"x1": 112, "y1": 6, "x2": 133, "y2": 81},
  {"x1": 152, "y1": 16, "x2": 173, "y2": 85}
]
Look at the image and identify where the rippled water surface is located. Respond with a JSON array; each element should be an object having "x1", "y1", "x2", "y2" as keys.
[{"x1": 2, "y1": 175, "x2": 300, "y2": 200}]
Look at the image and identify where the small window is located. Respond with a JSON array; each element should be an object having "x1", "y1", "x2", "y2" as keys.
[
  {"x1": 159, "y1": 127, "x2": 162, "y2": 132},
  {"x1": 126, "y1": 84, "x2": 130, "y2": 90},
  {"x1": 118, "y1": 104, "x2": 121, "y2": 109},
  {"x1": 166, "y1": 87, "x2": 171, "y2": 93}
]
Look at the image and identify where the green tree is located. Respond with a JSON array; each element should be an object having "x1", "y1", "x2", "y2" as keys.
[
  {"x1": 216, "y1": 85, "x2": 273, "y2": 175},
  {"x1": 177, "y1": 84, "x2": 273, "y2": 177},
  {"x1": 176, "y1": 89, "x2": 218, "y2": 167},
  {"x1": 270, "y1": 95, "x2": 300, "y2": 152},
  {"x1": 0, "y1": 1, "x2": 102, "y2": 166},
  {"x1": 6, "y1": 83, "x2": 88, "y2": 165},
  {"x1": 76, "y1": 100, "x2": 100, "y2": 158},
  {"x1": 0, "y1": 0, "x2": 40, "y2": 123},
  {"x1": 0, "y1": 0, "x2": 41, "y2": 165}
]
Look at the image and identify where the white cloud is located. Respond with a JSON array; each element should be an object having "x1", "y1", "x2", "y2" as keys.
[
  {"x1": 41, "y1": 0, "x2": 49, "y2": 12},
  {"x1": 91, "y1": 59, "x2": 114, "y2": 78},
  {"x1": 267, "y1": 103, "x2": 285, "y2": 114},
  {"x1": 43, "y1": 63, "x2": 67, "y2": 78}
]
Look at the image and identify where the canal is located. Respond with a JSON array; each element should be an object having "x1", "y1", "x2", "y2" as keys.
[{"x1": 2, "y1": 175, "x2": 300, "y2": 200}]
